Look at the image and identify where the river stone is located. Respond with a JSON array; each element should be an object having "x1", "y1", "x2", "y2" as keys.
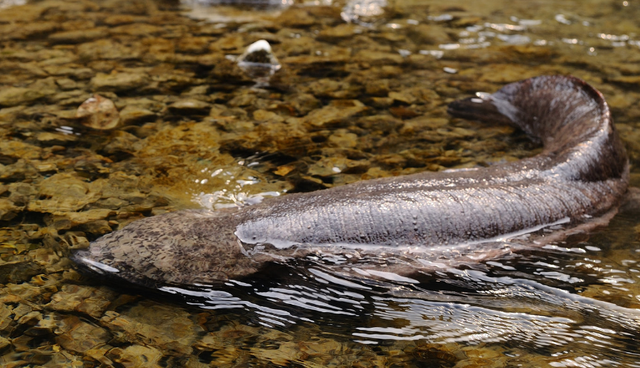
[
  {"x1": 168, "y1": 99, "x2": 211, "y2": 115},
  {"x1": 407, "y1": 24, "x2": 452, "y2": 45},
  {"x1": 101, "y1": 302, "x2": 201, "y2": 355},
  {"x1": 0, "y1": 87, "x2": 46, "y2": 107},
  {"x1": 90, "y1": 72, "x2": 150, "y2": 92},
  {"x1": 110, "y1": 23, "x2": 163, "y2": 36},
  {"x1": 355, "y1": 50, "x2": 404, "y2": 65},
  {"x1": 27, "y1": 173, "x2": 102, "y2": 214},
  {"x1": 56, "y1": 316, "x2": 111, "y2": 354},
  {"x1": 35, "y1": 132, "x2": 78, "y2": 145},
  {"x1": 317, "y1": 23, "x2": 360, "y2": 41},
  {"x1": 48, "y1": 28, "x2": 109, "y2": 44},
  {"x1": 303, "y1": 100, "x2": 367, "y2": 127},
  {"x1": 176, "y1": 36, "x2": 211, "y2": 54},
  {"x1": 103, "y1": 14, "x2": 140, "y2": 25},
  {"x1": 275, "y1": 8, "x2": 316, "y2": 28},
  {"x1": 328, "y1": 130, "x2": 359, "y2": 148},
  {"x1": 47, "y1": 284, "x2": 118, "y2": 319},
  {"x1": 8, "y1": 182, "x2": 35, "y2": 207},
  {"x1": 118, "y1": 106, "x2": 156, "y2": 126},
  {"x1": 108, "y1": 345, "x2": 163, "y2": 367},
  {"x1": 46, "y1": 208, "x2": 114, "y2": 231},
  {"x1": 102, "y1": 131, "x2": 141, "y2": 156},
  {"x1": 77, "y1": 39, "x2": 139, "y2": 61},
  {"x1": 0, "y1": 140, "x2": 41, "y2": 160},
  {"x1": 0, "y1": 198, "x2": 20, "y2": 221},
  {"x1": 76, "y1": 94, "x2": 120, "y2": 130}
]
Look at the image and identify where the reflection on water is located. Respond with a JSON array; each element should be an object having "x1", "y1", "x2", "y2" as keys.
[
  {"x1": 0, "y1": 0, "x2": 640, "y2": 366},
  {"x1": 149, "y1": 205, "x2": 640, "y2": 365},
  {"x1": 158, "y1": 215, "x2": 640, "y2": 365}
]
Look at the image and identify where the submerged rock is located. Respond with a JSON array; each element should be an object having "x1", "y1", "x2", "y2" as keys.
[
  {"x1": 76, "y1": 94, "x2": 120, "y2": 130},
  {"x1": 341, "y1": 0, "x2": 389, "y2": 25},
  {"x1": 236, "y1": 39, "x2": 281, "y2": 85}
]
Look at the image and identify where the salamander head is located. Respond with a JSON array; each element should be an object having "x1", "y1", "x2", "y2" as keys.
[{"x1": 71, "y1": 209, "x2": 262, "y2": 288}]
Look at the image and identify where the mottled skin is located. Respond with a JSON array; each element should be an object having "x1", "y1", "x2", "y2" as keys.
[{"x1": 72, "y1": 76, "x2": 629, "y2": 288}]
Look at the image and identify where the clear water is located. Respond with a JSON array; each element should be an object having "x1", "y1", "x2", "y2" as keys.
[{"x1": 1, "y1": 0, "x2": 640, "y2": 366}]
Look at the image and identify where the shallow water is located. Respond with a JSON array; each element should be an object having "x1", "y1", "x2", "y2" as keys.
[{"x1": 1, "y1": 0, "x2": 640, "y2": 366}]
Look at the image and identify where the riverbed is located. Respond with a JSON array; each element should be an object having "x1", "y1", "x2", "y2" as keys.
[{"x1": 1, "y1": 0, "x2": 640, "y2": 366}]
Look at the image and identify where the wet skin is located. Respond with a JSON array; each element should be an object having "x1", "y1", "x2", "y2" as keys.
[{"x1": 72, "y1": 76, "x2": 629, "y2": 288}]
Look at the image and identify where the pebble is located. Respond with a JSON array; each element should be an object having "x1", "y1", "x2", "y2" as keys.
[
  {"x1": 168, "y1": 98, "x2": 212, "y2": 116},
  {"x1": 76, "y1": 94, "x2": 120, "y2": 130},
  {"x1": 90, "y1": 72, "x2": 150, "y2": 92}
]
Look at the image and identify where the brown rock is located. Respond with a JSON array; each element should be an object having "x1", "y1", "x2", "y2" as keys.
[
  {"x1": 0, "y1": 87, "x2": 45, "y2": 107},
  {"x1": 168, "y1": 99, "x2": 211, "y2": 116},
  {"x1": 48, "y1": 28, "x2": 109, "y2": 44},
  {"x1": 77, "y1": 39, "x2": 140, "y2": 61},
  {"x1": 26, "y1": 173, "x2": 102, "y2": 214},
  {"x1": 407, "y1": 24, "x2": 452, "y2": 45},
  {"x1": 56, "y1": 316, "x2": 111, "y2": 354},
  {"x1": 303, "y1": 100, "x2": 367, "y2": 127},
  {"x1": 90, "y1": 72, "x2": 150, "y2": 92},
  {"x1": 76, "y1": 94, "x2": 120, "y2": 130}
]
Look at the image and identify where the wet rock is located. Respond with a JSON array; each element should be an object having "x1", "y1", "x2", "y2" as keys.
[
  {"x1": 0, "y1": 198, "x2": 20, "y2": 221},
  {"x1": 110, "y1": 23, "x2": 162, "y2": 36},
  {"x1": 328, "y1": 130, "x2": 359, "y2": 148},
  {"x1": 101, "y1": 302, "x2": 201, "y2": 355},
  {"x1": 0, "y1": 87, "x2": 46, "y2": 107},
  {"x1": 306, "y1": 79, "x2": 362, "y2": 99},
  {"x1": 608, "y1": 75, "x2": 640, "y2": 86},
  {"x1": 317, "y1": 23, "x2": 360, "y2": 41},
  {"x1": 407, "y1": 24, "x2": 452, "y2": 45},
  {"x1": 102, "y1": 130, "x2": 141, "y2": 155},
  {"x1": 399, "y1": 116, "x2": 448, "y2": 135},
  {"x1": 303, "y1": 100, "x2": 367, "y2": 128},
  {"x1": 51, "y1": 91, "x2": 87, "y2": 106},
  {"x1": 55, "y1": 78, "x2": 77, "y2": 90},
  {"x1": 236, "y1": 39, "x2": 282, "y2": 84},
  {"x1": 168, "y1": 99, "x2": 212, "y2": 116},
  {"x1": 369, "y1": 96, "x2": 394, "y2": 107},
  {"x1": 0, "y1": 141, "x2": 41, "y2": 161},
  {"x1": 307, "y1": 156, "x2": 370, "y2": 177},
  {"x1": 286, "y1": 93, "x2": 319, "y2": 115},
  {"x1": 365, "y1": 79, "x2": 390, "y2": 96},
  {"x1": 356, "y1": 49, "x2": 405, "y2": 65},
  {"x1": 98, "y1": 171, "x2": 150, "y2": 203},
  {"x1": 48, "y1": 28, "x2": 109, "y2": 44},
  {"x1": 47, "y1": 285, "x2": 118, "y2": 319},
  {"x1": 76, "y1": 94, "x2": 120, "y2": 130},
  {"x1": 45, "y1": 208, "x2": 114, "y2": 231},
  {"x1": 341, "y1": 0, "x2": 389, "y2": 25},
  {"x1": 56, "y1": 316, "x2": 111, "y2": 354},
  {"x1": 275, "y1": 8, "x2": 316, "y2": 28},
  {"x1": 176, "y1": 36, "x2": 212, "y2": 54},
  {"x1": 7, "y1": 182, "x2": 35, "y2": 207},
  {"x1": 90, "y1": 71, "x2": 150, "y2": 92},
  {"x1": 253, "y1": 109, "x2": 285, "y2": 123},
  {"x1": 26, "y1": 173, "x2": 102, "y2": 214},
  {"x1": 356, "y1": 115, "x2": 401, "y2": 132},
  {"x1": 103, "y1": 14, "x2": 142, "y2": 26},
  {"x1": 227, "y1": 93, "x2": 256, "y2": 108},
  {"x1": 35, "y1": 132, "x2": 78, "y2": 145},
  {"x1": 108, "y1": 345, "x2": 163, "y2": 367},
  {"x1": 77, "y1": 39, "x2": 140, "y2": 61},
  {"x1": 42, "y1": 65, "x2": 94, "y2": 80},
  {"x1": 389, "y1": 86, "x2": 438, "y2": 105}
]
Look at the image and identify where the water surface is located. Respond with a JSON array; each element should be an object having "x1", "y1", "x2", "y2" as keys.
[{"x1": 0, "y1": 0, "x2": 640, "y2": 366}]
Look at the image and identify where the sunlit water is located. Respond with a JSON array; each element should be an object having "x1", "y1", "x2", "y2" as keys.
[
  {"x1": 1, "y1": 0, "x2": 640, "y2": 366},
  {"x1": 157, "y1": 207, "x2": 640, "y2": 366}
]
